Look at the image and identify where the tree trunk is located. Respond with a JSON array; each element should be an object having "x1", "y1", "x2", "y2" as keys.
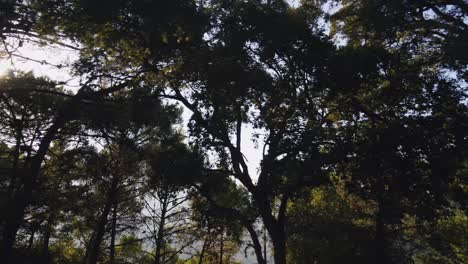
[
  {"x1": 109, "y1": 202, "x2": 118, "y2": 264},
  {"x1": 245, "y1": 223, "x2": 266, "y2": 264},
  {"x1": 85, "y1": 201, "x2": 112, "y2": 264},
  {"x1": 7, "y1": 125, "x2": 22, "y2": 198},
  {"x1": 260, "y1": 218, "x2": 287, "y2": 264},
  {"x1": 27, "y1": 229, "x2": 35, "y2": 250},
  {"x1": 270, "y1": 230, "x2": 286, "y2": 264},
  {"x1": 41, "y1": 219, "x2": 52, "y2": 264},
  {"x1": 254, "y1": 194, "x2": 287, "y2": 264},
  {"x1": 154, "y1": 190, "x2": 168, "y2": 264},
  {"x1": 198, "y1": 229, "x2": 210, "y2": 264},
  {"x1": 85, "y1": 174, "x2": 119, "y2": 264}
]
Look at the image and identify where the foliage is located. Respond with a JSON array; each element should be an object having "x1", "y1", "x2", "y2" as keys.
[
  {"x1": 287, "y1": 185, "x2": 374, "y2": 263},
  {"x1": 0, "y1": 1, "x2": 466, "y2": 264}
]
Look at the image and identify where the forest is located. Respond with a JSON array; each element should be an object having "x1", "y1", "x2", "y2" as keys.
[{"x1": 0, "y1": 0, "x2": 467, "y2": 263}]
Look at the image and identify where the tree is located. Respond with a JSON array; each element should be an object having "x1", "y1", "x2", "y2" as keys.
[
  {"x1": 142, "y1": 175, "x2": 192, "y2": 264},
  {"x1": 327, "y1": 0, "x2": 468, "y2": 262},
  {"x1": 143, "y1": 139, "x2": 204, "y2": 264},
  {"x1": 155, "y1": 3, "x2": 334, "y2": 262},
  {"x1": 78, "y1": 89, "x2": 181, "y2": 264},
  {"x1": 0, "y1": 71, "x2": 70, "y2": 261},
  {"x1": 189, "y1": 178, "x2": 246, "y2": 264},
  {"x1": 287, "y1": 184, "x2": 374, "y2": 263}
]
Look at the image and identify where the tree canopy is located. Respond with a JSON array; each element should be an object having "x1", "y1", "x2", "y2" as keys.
[{"x1": 0, "y1": 1, "x2": 466, "y2": 263}]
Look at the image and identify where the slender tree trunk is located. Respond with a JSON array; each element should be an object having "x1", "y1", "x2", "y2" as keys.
[
  {"x1": 109, "y1": 202, "x2": 118, "y2": 264},
  {"x1": 85, "y1": 174, "x2": 119, "y2": 264},
  {"x1": 154, "y1": 190, "x2": 168, "y2": 264},
  {"x1": 27, "y1": 229, "x2": 35, "y2": 250},
  {"x1": 41, "y1": 219, "x2": 52, "y2": 264},
  {"x1": 85, "y1": 201, "x2": 112, "y2": 264},
  {"x1": 198, "y1": 229, "x2": 210, "y2": 264},
  {"x1": 245, "y1": 223, "x2": 266, "y2": 264},
  {"x1": 7, "y1": 125, "x2": 22, "y2": 198}
]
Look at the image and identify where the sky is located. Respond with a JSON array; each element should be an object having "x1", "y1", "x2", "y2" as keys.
[{"x1": 0, "y1": 40, "x2": 78, "y2": 82}]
